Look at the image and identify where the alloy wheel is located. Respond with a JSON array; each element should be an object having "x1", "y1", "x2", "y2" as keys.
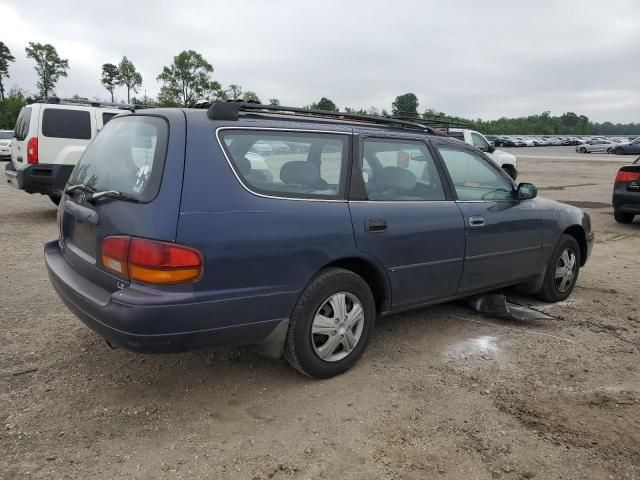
[{"x1": 555, "y1": 248, "x2": 577, "y2": 293}]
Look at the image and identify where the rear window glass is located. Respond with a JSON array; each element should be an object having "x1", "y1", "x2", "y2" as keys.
[
  {"x1": 14, "y1": 107, "x2": 32, "y2": 141},
  {"x1": 68, "y1": 116, "x2": 168, "y2": 202},
  {"x1": 218, "y1": 130, "x2": 348, "y2": 199},
  {"x1": 42, "y1": 108, "x2": 91, "y2": 139},
  {"x1": 0, "y1": 131, "x2": 12, "y2": 139}
]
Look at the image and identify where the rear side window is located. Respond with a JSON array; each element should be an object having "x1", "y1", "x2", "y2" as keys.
[
  {"x1": 67, "y1": 116, "x2": 168, "y2": 202},
  {"x1": 42, "y1": 109, "x2": 91, "y2": 139},
  {"x1": 219, "y1": 130, "x2": 348, "y2": 199},
  {"x1": 447, "y1": 131, "x2": 464, "y2": 142},
  {"x1": 14, "y1": 107, "x2": 32, "y2": 141},
  {"x1": 102, "y1": 112, "x2": 117, "y2": 125}
]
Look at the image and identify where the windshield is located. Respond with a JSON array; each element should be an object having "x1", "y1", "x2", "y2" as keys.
[{"x1": 67, "y1": 116, "x2": 168, "y2": 202}]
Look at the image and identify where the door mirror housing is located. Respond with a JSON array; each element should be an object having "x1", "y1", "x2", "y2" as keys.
[
  {"x1": 487, "y1": 144, "x2": 496, "y2": 153},
  {"x1": 516, "y1": 182, "x2": 537, "y2": 200}
]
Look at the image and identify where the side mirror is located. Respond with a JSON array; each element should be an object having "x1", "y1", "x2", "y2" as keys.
[
  {"x1": 516, "y1": 182, "x2": 537, "y2": 200},
  {"x1": 487, "y1": 144, "x2": 495, "y2": 153}
]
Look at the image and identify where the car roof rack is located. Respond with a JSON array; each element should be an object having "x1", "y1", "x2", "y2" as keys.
[
  {"x1": 393, "y1": 112, "x2": 473, "y2": 130},
  {"x1": 40, "y1": 96, "x2": 147, "y2": 112},
  {"x1": 203, "y1": 100, "x2": 438, "y2": 134}
]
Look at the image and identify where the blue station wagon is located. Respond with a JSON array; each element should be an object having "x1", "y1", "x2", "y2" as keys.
[{"x1": 45, "y1": 102, "x2": 593, "y2": 378}]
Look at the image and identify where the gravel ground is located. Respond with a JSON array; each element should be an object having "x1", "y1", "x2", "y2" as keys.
[{"x1": 1, "y1": 148, "x2": 639, "y2": 480}]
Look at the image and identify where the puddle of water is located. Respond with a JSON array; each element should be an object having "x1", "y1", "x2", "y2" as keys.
[{"x1": 445, "y1": 335, "x2": 500, "y2": 360}]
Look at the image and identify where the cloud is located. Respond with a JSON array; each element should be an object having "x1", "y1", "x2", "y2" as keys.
[{"x1": 2, "y1": 0, "x2": 639, "y2": 122}]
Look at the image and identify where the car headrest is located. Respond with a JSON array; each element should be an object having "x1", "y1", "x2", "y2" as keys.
[
  {"x1": 374, "y1": 166, "x2": 417, "y2": 191},
  {"x1": 280, "y1": 161, "x2": 321, "y2": 185},
  {"x1": 236, "y1": 156, "x2": 252, "y2": 176}
]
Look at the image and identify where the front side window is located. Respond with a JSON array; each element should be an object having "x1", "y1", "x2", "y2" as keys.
[
  {"x1": 68, "y1": 116, "x2": 167, "y2": 202},
  {"x1": 219, "y1": 130, "x2": 348, "y2": 199},
  {"x1": 360, "y1": 139, "x2": 446, "y2": 201},
  {"x1": 42, "y1": 108, "x2": 91, "y2": 139},
  {"x1": 438, "y1": 146, "x2": 513, "y2": 201}
]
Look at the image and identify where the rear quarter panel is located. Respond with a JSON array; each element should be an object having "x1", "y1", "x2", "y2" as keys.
[{"x1": 177, "y1": 115, "x2": 360, "y2": 327}]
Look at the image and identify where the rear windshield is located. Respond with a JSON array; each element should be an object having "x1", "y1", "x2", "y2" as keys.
[{"x1": 67, "y1": 116, "x2": 168, "y2": 202}]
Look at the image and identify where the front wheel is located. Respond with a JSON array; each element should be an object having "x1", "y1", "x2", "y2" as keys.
[
  {"x1": 537, "y1": 234, "x2": 581, "y2": 302},
  {"x1": 579, "y1": 147, "x2": 587, "y2": 153},
  {"x1": 284, "y1": 268, "x2": 375, "y2": 378}
]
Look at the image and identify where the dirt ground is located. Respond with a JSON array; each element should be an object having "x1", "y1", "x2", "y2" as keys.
[{"x1": 1, "y1": 147, "x2": 639, "y2": 480}]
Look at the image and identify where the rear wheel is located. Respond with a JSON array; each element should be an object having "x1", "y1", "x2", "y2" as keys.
[
  {"x1": 607, "y1": 148, "x2": 613, "y2": 154},
  {"x1": 615, "y1": 147, "x2": 624, "y2": 155},
  {"x1": 579, "y1": 147, "x2": 587, "y2": 153},
  {"x1": 614, "y1": 211, "x2": 635, "y2": 224},
  {"x1": 48, "y1": 194, "x2": 61, "y2": 206},
  {"x1": 284, "y1": 268, "x2": 375, "y2": 378},
  {"x1": 537, "y1": 234, "x2": 581, "y2": 302}
]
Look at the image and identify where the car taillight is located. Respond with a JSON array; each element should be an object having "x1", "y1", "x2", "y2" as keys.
[
  {"x1": 615, "y1": 171, "x2": 640, "y2": 183},
  {"x1": 101, "y1": 236, "x2": 203, "y2": 285},
  {"x1": 27, "y1": 137, "x2": 38, "y2": 164}
]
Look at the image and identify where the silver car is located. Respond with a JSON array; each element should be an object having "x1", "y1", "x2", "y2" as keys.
[{"x1": 576, "y1": 140, "x2": 616, "y2": 153}]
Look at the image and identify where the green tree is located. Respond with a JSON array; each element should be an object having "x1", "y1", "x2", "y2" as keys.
[
  {"x1": 268, "y1": 98, "x2": 280, "y2": 105},
  {"x1": 100, "y1": 63, "x2": 119, "y2": 102},
  {"x1": 25, "y1": 42, "x2": 69, "y2": 99},
  {"x1": 0, "y1": 42, "x2": 16, "y2": 102},
  {"x1": 392, "y1": 93, "x2": 419, "y2": 117},
  {"x1": 0, "y1": 87, "x2": 27, "y2": 129},
  {"x1": 242, "y1": 90, "x2": 261, "y2": 103},
  {"x1": 226, "y1": 84, "x2": 243, "y2": 100},
  {"x1": 156, "y1": 50, "x2": 221, "y2": 107},
  {"x1": 117, "y1": 56, "x2": 142, "y2": 103},
  {"x1": 310, "y1": 97, "x2": 338, "y2": 111}
]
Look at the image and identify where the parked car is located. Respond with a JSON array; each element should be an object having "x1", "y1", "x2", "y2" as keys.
[
  {"x1": 447, "y1": 128, "x2": 518, "y2": 179},
  {"x1": 0, "y1": 130, "x2": 12, "y2": 160},
  {"x1": 45, "y1": 102, "x2": 593, "y2": 378},
  {"x1": 576, "y1": 140, "x2": 617, "y2": 153},
  {"x1": 612, "y1": 157, "x2": 640, "y2": 224},
  {"x1": 4, "y1": 98, "x2": 130, "y2": 205},
  {"x1": 612, "y1": 137, "x2": 640, "y2": 155}
]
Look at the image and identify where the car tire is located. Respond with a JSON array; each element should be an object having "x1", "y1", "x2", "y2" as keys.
[
  {"x1": 607, "y1": 148, "x2": 613, "y2": 154},
  {"x1": 614, "y1": 211, "x2": 635, "y2": 224},
  {"x1": 579, "y1": 147, "x2": 587, "y2": 153},
  {"x1": 536, "y1": 234, "x2": 581, "y2": 303},
  {"x1": 615, "y1": 148, "x2": 624, "y2": 155},
  {"x1": 283, "y1": 268, "x2": 375, "y2": 379},
  {"x1": 48, "y1": 194, "x2": 61, "y2": 206},
  {"x1": 502, "y1": 164, "x2": 517, "y2": 180}
]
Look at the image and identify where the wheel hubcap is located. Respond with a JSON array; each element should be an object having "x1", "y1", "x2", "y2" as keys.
[
  {"x1": 554, "y1": 248, "x2": 577, "y2": 293},
  {"x1": 311, "y1": 292, "x2": 364, "y2": 362}
]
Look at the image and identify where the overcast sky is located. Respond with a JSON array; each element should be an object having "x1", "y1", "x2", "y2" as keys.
[{"x1": 2, "y1": 0, "x2": 639, "y2": 122}]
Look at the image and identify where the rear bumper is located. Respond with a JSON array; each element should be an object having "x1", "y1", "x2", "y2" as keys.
[
  {"x1": 613, "y1": 191, "x2": 640, "y2": 214},
  {"x1": 5, "y1": 162, "x2": 74, "y2": 196},
  {"x1": 44, "y1": 240, "x2": 289, "y2": 355}
]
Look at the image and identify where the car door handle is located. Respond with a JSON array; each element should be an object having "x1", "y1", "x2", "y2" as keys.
[
  {"x1": 468, "y1": 216, "x2": 485, "y2": 227},
  {"x1": 365, "y1": 220, "x2": 387, "y2": 232}
]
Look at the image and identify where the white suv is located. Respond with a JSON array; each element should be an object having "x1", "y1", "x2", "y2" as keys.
[
  {"x1": 4, "y1": 99, "x2": 130, "y2": 204},
  {"x1": 0, "y1": 130, "x2": 12, "y2": 160},
  {"x1": 448, "y1": 128, "x2": 518, "y2": 179}
]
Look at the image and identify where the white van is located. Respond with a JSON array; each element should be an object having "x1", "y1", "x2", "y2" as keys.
[{"x1": 4, "y1": 99, "x2": 131, "y2": 204}]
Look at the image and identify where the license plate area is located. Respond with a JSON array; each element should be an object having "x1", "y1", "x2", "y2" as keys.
[{"x1": 64, "y1": 216, "x2": 98, "y2": 262}]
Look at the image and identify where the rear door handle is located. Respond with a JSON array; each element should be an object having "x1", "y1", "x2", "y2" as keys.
[
  {"x1": 468, "y1": 216, "x2": 485, "y2": 227},
  {"x1": 365, "y1": 219, "x2": 387, "y2": 232}
]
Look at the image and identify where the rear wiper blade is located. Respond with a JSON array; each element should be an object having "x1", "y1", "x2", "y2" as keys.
[
  {"x1": 89, "y1": 190, "x2": 138, "y2": 202},
  {"x1": 65, "y1": 183, "x2": 96, "y2": 194}
]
